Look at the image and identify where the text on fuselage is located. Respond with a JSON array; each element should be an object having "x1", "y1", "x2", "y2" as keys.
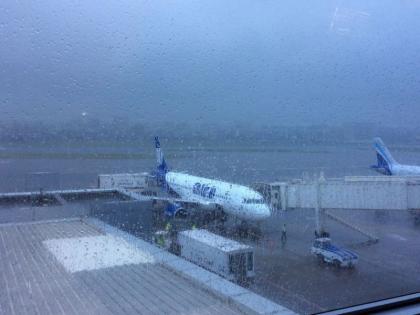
[{"x1": 193, "y1": 182, "x2": 216, "y2": 199}]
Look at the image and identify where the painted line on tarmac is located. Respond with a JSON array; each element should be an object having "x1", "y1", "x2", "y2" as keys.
[{"x1": 388, "y1": 233, "x2": 407, "y2": 241}]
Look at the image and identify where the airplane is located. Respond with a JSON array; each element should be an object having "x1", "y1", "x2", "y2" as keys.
[
  {"x1": 151, "y1": 136, "x2": 271, "y2": 222},
  {"x1": 371, "y1": 137, "x2": 420, "y2": 176}
]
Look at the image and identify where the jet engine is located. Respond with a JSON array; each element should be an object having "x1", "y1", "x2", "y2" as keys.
[{"x1": 165, "y1": 202, "x2": 187, "y2": 217}]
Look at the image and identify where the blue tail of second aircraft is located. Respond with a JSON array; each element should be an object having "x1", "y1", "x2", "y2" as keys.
[
  {"x1": 371, "y1": 137, "x2": 396, "y2": 175},
  {"x1": 155, "y1": 136, "x2": 168, "y2": 186}
]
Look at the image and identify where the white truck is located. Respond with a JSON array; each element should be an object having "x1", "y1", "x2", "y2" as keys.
[
  {"x1": 177, "y1": 229, "x2": 255, "y2": 282},
  {"x1": 311, "y1": 237, "x2": 358, "y2": 268}
]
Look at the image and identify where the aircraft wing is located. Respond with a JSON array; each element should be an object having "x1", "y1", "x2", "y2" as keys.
[
  {"x1": 119, "y1": 188, "x2": 220, "y2": 215},
  {"x1": 118, "y1": 188, "x2": 219, "y2": 208},
  {"x1": 148, "y1": 196, "x2": 219, "y2": 208}
]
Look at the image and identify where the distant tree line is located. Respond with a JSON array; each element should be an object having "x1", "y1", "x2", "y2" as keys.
[{"x1": 0, "y1": 119, "x2": 417, "y2": 145}]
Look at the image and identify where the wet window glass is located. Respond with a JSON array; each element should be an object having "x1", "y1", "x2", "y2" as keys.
[{"x1": 1, "y1": 1, "x2": 419, "y2": 314}]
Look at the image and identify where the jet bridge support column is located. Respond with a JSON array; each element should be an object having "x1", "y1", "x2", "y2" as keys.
[
  {"x1": 315, "y1": 174, "x2": 327, "y2": 237},
  {"x1": 279, "y1": 183, "x2": 288, "y2": 211}
]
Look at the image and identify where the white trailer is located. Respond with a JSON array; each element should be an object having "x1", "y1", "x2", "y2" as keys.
[{"x1": 177, "y1": 229, "x2": 255, "y2": 282}]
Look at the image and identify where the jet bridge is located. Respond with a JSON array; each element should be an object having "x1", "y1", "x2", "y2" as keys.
[
  {"x1": 256, "y1": 175, "x2": 420, "y2": 242},
  {"x1": 263, "y1": 175, "x2": 420, "y2": 211}
]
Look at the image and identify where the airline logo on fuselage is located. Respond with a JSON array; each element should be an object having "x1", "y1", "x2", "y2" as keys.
[{"x1": 193, "y1": 182, "x2": 216, "y2": 199}]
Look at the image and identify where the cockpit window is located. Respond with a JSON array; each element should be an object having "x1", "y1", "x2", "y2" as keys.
[{"x1": 243, "y1": 198, "x2": 265, "y2": 204}]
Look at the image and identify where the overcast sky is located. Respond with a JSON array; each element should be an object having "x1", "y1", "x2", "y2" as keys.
[{"x1": 1, "y1": 0, "x2": 419, "y2": 127}]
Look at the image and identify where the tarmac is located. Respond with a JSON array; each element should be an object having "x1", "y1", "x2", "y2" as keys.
[
  {"x1": 1, "y1": 191, "x2": 419, "y2": 315},
  {"x1": 214, "y1": 208, "x2": 420, "y2": 314},
  {"x1": 115, "y1": 202, "x2": 420, "y2": 315}
]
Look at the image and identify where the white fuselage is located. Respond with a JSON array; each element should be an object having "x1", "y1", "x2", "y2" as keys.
[
  {"x1": 165, "y1": 171, "x2": 271, "y2": 221},
  {"x1": 390, "y1": 164, "x2": 420, "y2": 176}
]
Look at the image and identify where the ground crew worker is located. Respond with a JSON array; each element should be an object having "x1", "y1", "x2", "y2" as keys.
[
  {"x1": 281, "y1": 223, "x2": 287, "y2": 243},
  {"x1": 165, "y1": 222, "x2": 171, "y2": 231},
  {"x1": 157, "y1": 234, "x2": 165, "y2": 247}
]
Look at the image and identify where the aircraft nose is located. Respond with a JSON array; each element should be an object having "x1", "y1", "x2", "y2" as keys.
[
  {"x1": 260, "y1": 204, "x2": 271, "y2": 219},
  {"x1": 250, "y1": 204, "x2": 271, "y2": 220}
]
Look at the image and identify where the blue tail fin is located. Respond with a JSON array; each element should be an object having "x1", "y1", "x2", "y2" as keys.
[
  {"x1": 371, "y1": 137, "x2": 396, "y2": 175},
  {"x1": 155, "y1": 136, "x2": 168, "y2": 186}
]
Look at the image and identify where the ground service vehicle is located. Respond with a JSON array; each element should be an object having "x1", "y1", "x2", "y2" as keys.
[
  {"x1": 178, "y1": 229, "x2": 255, "y2": 282},
  {"x1": 311, "y1": 238, "x2": 358, "y2": 268}
]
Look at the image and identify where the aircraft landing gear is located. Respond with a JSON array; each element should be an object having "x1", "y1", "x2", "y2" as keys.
[
  {"x1": 218, "y1": 209, "x2": 228, "y2": 223},
  {"x1": 237, "y1": 221, "x2": 262, "y2": 240}
]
